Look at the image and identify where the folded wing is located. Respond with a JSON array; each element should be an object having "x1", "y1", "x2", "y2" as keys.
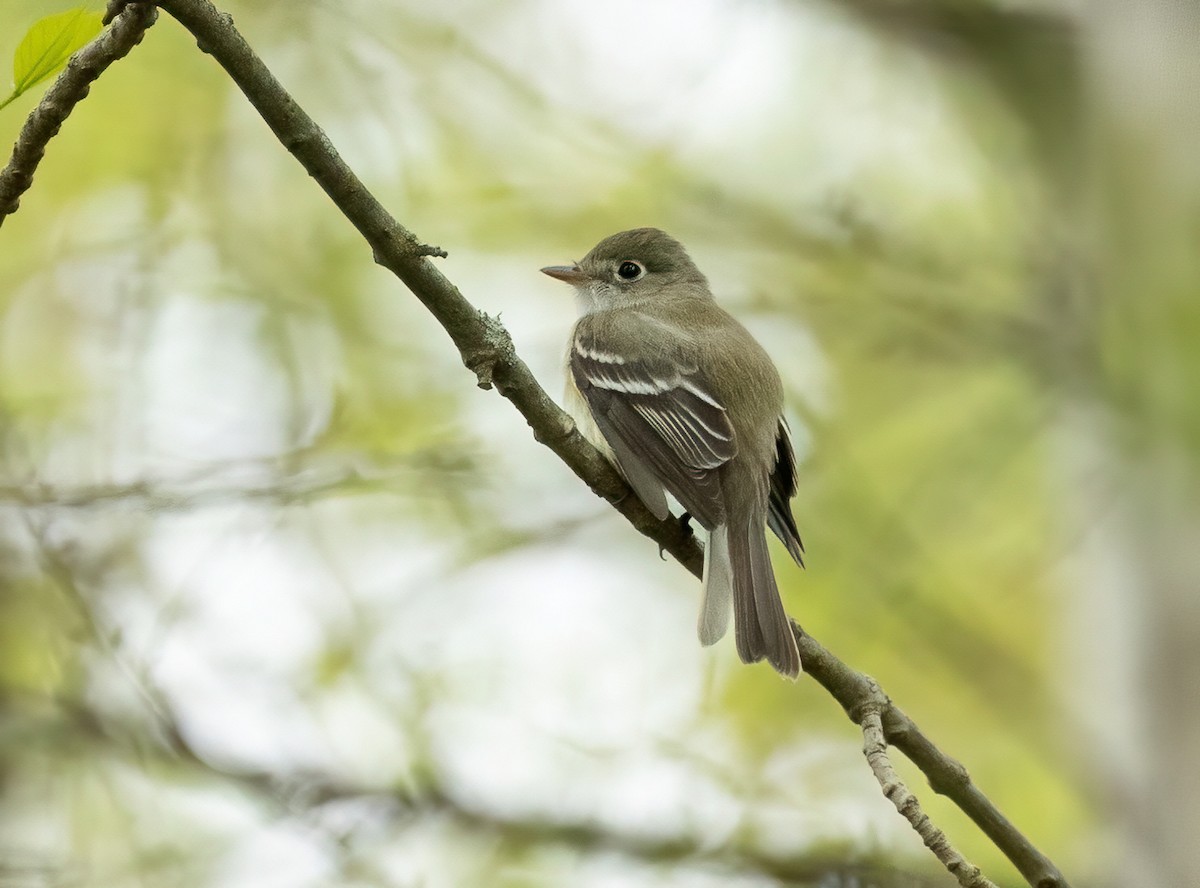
[{"x1": 570, "y1": 328, "x2": 736, "y2": 529}]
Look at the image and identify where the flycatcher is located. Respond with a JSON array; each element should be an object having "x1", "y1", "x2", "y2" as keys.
[{"x1": 542, "y1": 228, "x2": 804, "y2": 678}]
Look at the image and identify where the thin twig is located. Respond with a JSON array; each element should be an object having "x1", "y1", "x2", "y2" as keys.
[
  {"x1": 795, "y1": 628, "x2": 1069, "y2": 888},
  {"x1": 0, "y1": 3, "x2": 157, "y2": 226},
  {"x1": 4, "y1": 3, "x2": 1072, "y2": 887},
  {"x1": 0, "y1": 468, "x2": 401, "y2": 510},
  {"x1": 857, "y1": 683, "x2": 996, "y2": 888}
]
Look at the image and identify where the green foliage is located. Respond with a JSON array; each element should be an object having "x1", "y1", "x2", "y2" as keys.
[{"x1": 1, "y1": 7, "x2": 103, "y2": 112}]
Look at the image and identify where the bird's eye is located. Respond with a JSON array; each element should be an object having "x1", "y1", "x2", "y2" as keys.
[{"x1": 617, "y1": 261, "x2": 644, "y2": 281}]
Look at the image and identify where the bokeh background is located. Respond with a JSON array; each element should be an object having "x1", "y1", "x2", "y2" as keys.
[{"x1": 2, "y1": 1, "x2": 1198, "y2": 886}]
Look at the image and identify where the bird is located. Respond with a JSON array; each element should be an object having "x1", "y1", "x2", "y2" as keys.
[{"x1": 541, "y1": 228, "x2": 804, "y2": 678}]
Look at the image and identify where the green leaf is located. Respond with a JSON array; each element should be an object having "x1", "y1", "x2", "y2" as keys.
[{"x1": 1, "y1": 8, "x2": 104, "y2": 111}]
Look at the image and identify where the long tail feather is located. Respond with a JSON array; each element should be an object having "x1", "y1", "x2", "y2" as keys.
[
  {"x1": 698, "y1": 524, "x2": 733, "y2": 645},
  {"x1": 730, "y1": 516, "x2": 801, "y2": 678},
  {"x1": 728, "y1": 519, "x2": 765, "y2": 664}
]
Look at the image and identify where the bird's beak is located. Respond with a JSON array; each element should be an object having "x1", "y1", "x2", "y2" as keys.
[{"x1": 541, "y1": 264, "x2": 588, "y2": 285}]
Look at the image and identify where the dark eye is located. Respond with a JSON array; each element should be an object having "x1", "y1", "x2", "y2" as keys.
[{"x1": 617, "y1": 261, "x2": 644, "y2": 281}]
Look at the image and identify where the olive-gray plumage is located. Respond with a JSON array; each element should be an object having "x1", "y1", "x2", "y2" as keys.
[{"x1": 542, "y1": 228, "x2": 804, "y2": 678}]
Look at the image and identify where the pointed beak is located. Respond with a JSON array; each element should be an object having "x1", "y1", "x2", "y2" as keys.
[{"x1": 541, "y1": 264, "x2": 588, "y2": 285}]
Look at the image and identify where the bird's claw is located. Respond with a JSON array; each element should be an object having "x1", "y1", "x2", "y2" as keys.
[
  {"x1": 657, "y1": 511, "x2": 695, "y2": 560},
  {"x1": 678, "y1": 511, "x2": 694, "y2": 538}
]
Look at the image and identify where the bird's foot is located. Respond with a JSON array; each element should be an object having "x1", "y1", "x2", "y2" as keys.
[
  {"x1": 678, "y1": 511, "x2": 694, "y2": 538},
  {"x1": 657, "y1": 512, "x2": 695, "y2": 561}
]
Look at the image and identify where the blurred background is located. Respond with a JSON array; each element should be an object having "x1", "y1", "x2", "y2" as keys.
[{"x1": 2, "y1": 1, "x2": 1198, "y2": 886}]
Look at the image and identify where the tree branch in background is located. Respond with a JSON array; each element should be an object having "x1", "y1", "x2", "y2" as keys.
[
  {"x1": 46, "y1": 691, "x2": 944, "y2": 888},
  {"x1": 0, "y1": 3, "x2": 1072, "y2": 886},
  {"x1": 0, "y1": 3, "x2": 157, "y2": 227},
  {"x1": 828, "y1": 0, "x2": 1083, "y2": 197},
  {"x1": 31, "y1": 531, "x2": 940, "y2": 888}
]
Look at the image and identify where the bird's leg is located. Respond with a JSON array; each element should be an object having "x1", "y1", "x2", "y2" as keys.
[
  {"x1": 678, "y1": 511, "x2": 694, "y2": 538},
  {"x1": 658, "y1": 511, "x2": 695, "y2": 560},
  {"x1": 603, "y1": 484, "x2": 630, "y2": 507}
]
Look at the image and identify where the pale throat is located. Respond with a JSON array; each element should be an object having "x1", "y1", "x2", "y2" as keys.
[
  {"x1": 573, "y1": 281, "x2": 655, "y2": 317},
  {"x1": 573, "y1": 281, "x2": 605, "y2": 317}
]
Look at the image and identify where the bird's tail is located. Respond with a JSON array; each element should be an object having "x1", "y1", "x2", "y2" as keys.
[
  {"x1": 698, "y1": 524, "x2": 733, "y2": 646},
  {"x1": 729, "y1": 517, "x2": 801, "y2": 678}
]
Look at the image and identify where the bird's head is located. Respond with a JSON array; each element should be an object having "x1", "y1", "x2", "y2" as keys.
[{"x1": 541, "y1": 228, "x2": 708, "y2": 314}]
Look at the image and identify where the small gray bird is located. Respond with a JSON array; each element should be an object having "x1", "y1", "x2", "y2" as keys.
[{"x1": 542, "y1": 228, "x2": 804, "y2": 678}]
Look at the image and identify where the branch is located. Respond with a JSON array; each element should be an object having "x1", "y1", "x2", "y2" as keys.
[
  {"x1": 797, "y1": 630, "x2": 1068, "y2": 888},
  {"x1": 0, "y1": 3, "x2": 157, "y2": 227},
  {"x1": 100, "y1": 0, "x2": 701, "y2": 577},
  {"x1": 859, "y1": 686, "x2": 996, "y2": 888},
  {"x1": 2, "y1": 466, "x2": 398, "y2": 510},
  {"x1": 7, "y1": 3, "x2": 1072, "y2": 886}
]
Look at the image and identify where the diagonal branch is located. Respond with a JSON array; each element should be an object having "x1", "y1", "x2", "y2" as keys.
[
  {"x1": 3, "y1": 3, "x2": 1072, "y2": 887},
  {"x1": 97, "y1": 0, "x2": 701, "y2": 576},
  {"x1": 859, "y1": 685, "x2": 996, "y2": 888},
  {"x1": 798, "y1": 634, "x2": 1068, "y2": 888},
  {"x1": 0, "y1": 3, "x2": 157, "y2": 227}
]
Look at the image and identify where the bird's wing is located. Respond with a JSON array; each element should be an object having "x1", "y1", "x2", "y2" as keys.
[
  {"x1": 767, "y1": 418, "x2": 804, "y2": 566},
  {"x1": 570, "y1": 316, "x2": 736, "y2": 528}
]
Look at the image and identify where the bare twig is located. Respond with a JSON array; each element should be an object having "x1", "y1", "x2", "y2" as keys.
[
  {"x1": 0, "y1": 3, "x2": 157, "y2": 226},
  {"x1": 858, "y1": 683, "x2": 996, "y2": 888},
  {"x1": 796, "y1": 629, "x2": 1068, "y2": 888},
  {"x1": 2, "y1": 3, "x2": 1072, "y2": 887},
  {"x1": 2, "y1": 468, "x2": 393, "y2": 510}
]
